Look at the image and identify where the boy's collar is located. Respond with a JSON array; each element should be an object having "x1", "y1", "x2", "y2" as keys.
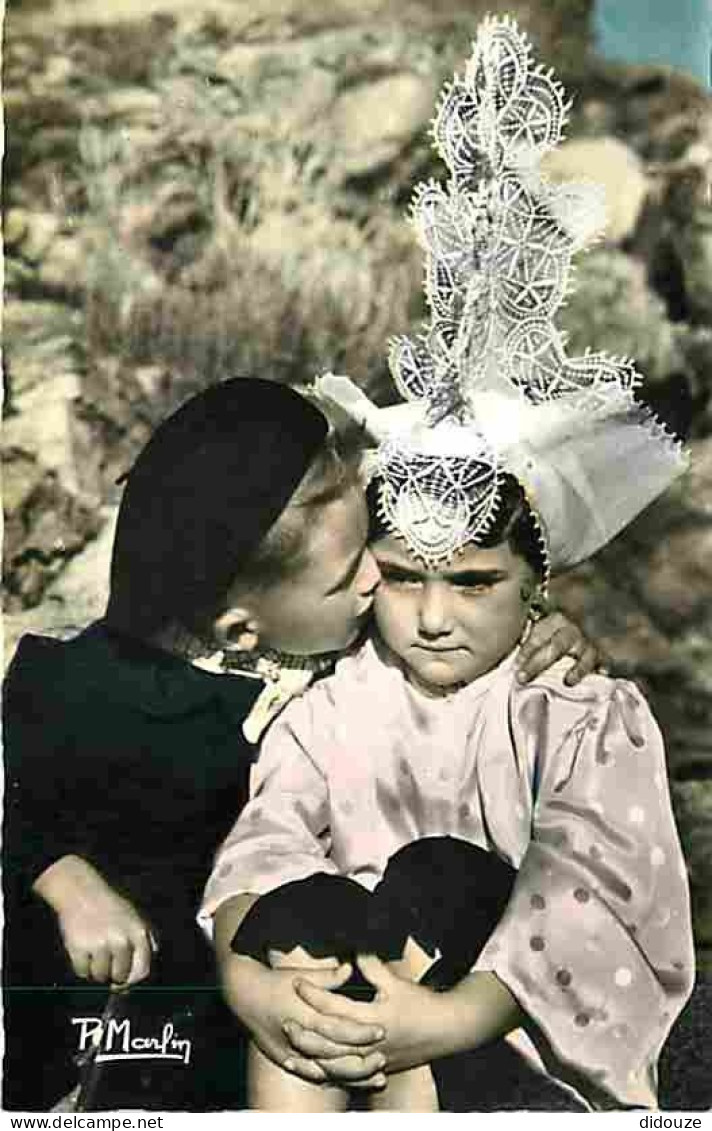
[
  {"x1": 105, "y1": 624, "x2": 338, "y2": 741},
  {"x1": 191, "y1": 647, "x2": 337, "y2": 744},
  {"x1": 197, "y1": 646, "x2": 336, "y2": 681}
]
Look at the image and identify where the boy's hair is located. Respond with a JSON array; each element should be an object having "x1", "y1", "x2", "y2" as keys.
[
  {"x1": 106, "y1": 377, "x2": 331, "y2": 639},
  {"x1": 367, "y1": 473, "x2": 546, "y2": 579},
  {"x1": 236, "y1": 444, "x2": 350, "y2": 592}
]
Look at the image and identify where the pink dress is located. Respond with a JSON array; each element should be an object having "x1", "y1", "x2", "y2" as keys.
[{"x1": 202, "y1": 639, "x2": 694, "y2": 1109}]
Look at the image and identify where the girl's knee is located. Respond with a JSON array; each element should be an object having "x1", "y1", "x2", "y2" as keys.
[
  {"x1": 387, "y1": 935, "x2": 438, "y2": 983},
  {"x1": 267, "y1": 945, "x2": 340, "y2": 970},
  {"x1": 369, "y1": 1066, "x2": 439, "y2": 1112},
  {"x1": 235, "y1": 873, "x2": 371, "y2": 966},
  {"x1": 247, "y1": 1042, "x2": 347, "y2": 1113}
]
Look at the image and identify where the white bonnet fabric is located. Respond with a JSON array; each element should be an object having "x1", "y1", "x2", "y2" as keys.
[{"x1": 316, "y1": 17, "x2": 686, "y2": 572}]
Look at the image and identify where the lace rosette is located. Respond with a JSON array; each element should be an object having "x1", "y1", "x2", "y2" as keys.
[
  {"x1": 375, "y1": 434, "x2": 501, "y2": 567},
  {"x1": 432, "y1": 16, "x2": 570, "y2": 182}
]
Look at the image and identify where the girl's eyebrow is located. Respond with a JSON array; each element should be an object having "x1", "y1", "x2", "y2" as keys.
[
  {"x1": 442, "y1": 569, "x2": 508, "y2": 585},
  {"x1": 377, "y1": 556, "x2": 508, "y2": 585}
]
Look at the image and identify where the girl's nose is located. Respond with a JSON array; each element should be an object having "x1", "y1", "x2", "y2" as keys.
[{"x1": 418, "y1": 581, "x2": 452, "y2": 636}]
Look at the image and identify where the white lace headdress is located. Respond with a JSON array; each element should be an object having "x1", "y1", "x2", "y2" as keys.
[{"x1": 317, "y1": 16, "x2": 686, "y2": 571}]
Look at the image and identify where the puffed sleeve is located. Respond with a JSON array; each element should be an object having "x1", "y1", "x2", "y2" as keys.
[
  {"x1": 199, "y1": 693, "x2": 339, "y2": 929},
  {"x1": 474, "y1": 676, "x2": 695, "y2": 1110}
]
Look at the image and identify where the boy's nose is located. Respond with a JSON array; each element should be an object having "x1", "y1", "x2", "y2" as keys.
[
  {"x1": 358, "y1": 548, "x2": 381, "y2": 597},
  {"x1": 418, "y1": 581, "x2": 452, "y2": 636}
]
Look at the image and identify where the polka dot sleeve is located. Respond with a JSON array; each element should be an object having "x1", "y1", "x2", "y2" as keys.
[{"x1": 474, "y1": 677, "x2": 695, "y2": 1110}]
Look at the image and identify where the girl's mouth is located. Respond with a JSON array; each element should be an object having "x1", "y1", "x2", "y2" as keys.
[{"x1": 415, "y1": 644, "x2": 463, "y2": 654}]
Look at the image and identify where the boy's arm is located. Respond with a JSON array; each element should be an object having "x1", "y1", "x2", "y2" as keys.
[
  {"x1": 33, "y1": 854, "x2": 154, "y2": 986},
  {"x1": 4, "y1": 647, "x2": 154, "y2": 987},
  {"x1": 4, "y1": 648, "x2": 92, "y2": 898}
]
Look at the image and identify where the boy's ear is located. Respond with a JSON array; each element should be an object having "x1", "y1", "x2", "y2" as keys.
[{"x1": 212, "y1": 606, "x2": 261, "y2": 654}]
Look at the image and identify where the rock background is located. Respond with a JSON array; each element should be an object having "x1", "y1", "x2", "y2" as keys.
[{"x1": 3, "y1": 0, "x2": 712, "y2": 957}]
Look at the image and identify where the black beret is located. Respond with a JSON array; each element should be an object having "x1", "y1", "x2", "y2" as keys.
[{"x1": 106, "y1": 377, "x2": 328, "y2": 637}]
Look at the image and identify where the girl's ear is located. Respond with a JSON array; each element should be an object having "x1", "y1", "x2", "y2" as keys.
[
  {"x1": 522, "y1": 584, "x2": 549, "y2": 622},
  {"x1": 519, "y1": 574, "x2": 541, "y2": 604},
  {"x1": 212, "y1": 606, "x2": 261, "y2": 654},
  {"x1": 519, "y1": 564, "x2": 546, "y2": 609}
]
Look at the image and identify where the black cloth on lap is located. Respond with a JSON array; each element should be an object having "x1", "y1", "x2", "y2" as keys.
[{"x1": 231, "y1": 836, "x2": 516, "y2": 998}]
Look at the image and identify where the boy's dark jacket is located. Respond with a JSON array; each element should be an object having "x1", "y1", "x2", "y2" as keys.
[{"x1": 2, "y1": 620, "x2": 261, "y2": 1110}]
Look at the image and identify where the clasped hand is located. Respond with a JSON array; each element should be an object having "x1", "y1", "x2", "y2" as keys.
[
  {"x1": 227, "y1": 947, "x2": 443, "y2": 1088},
  {"x1": 289, "y1": 954, "x2": 442, "y2": 1082}
]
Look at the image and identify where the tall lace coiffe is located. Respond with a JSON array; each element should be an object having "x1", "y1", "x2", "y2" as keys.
[{"x1": 317, "y1": 16, "x2": 686, "y2": 572}]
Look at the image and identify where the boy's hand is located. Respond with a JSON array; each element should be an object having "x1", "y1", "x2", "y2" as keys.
[
  {"x1": 59, "y1": 887, "x2": 155, "y2": 986},
  {"x1": 221, "y1": 952, "x2": 387, "y2": 1087},
  {"x1": 33, "y1": 855, "x2": 155, "y2": 986},
  {"x1": 517, "y1": 610, "x2": 600, "y2": 686}
]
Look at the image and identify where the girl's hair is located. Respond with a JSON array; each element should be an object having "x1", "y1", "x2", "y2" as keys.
[{"x1": 367, "y1": 473, "x2": 546, "y2": 579}]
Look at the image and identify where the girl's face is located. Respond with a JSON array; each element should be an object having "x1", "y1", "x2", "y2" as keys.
[{"x1": 372, "y1": 533, "x2": 536, "y2": 695}]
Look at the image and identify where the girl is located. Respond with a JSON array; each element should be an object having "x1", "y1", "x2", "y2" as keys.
[
  {"x1": 204, "y1": 473, "x2": 694, "y2": 1112},
  {"x1": 202, "y1": 17, "x2": 695, "y2": 1113}
]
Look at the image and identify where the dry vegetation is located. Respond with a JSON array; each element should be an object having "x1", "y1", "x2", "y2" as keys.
[{"x1": 81, "y1": 120, "x2": 423, "y2": 399}]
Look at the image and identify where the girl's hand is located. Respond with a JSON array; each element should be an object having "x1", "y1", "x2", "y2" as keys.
[
  {"x1": 33, "y1": 854, "x2": 155, "y2": 986},
  {"x1": 295, "y1": 957, "x2": 522, "y2": 1079},
  {"x1": 221, "y1": 952, "x2": 387, "y2": 1087},
  {"x1": 294, "y1": 955, "x2": 445, "y2": 1077}
]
